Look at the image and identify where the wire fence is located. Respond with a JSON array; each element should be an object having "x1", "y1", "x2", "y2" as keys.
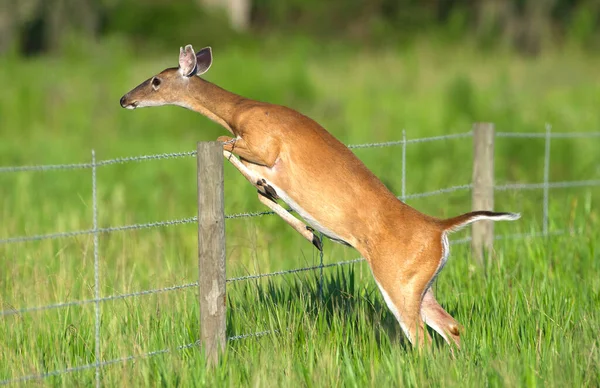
[{"x1": 1, "y1": 127, "x2": 599, "y2": 385}]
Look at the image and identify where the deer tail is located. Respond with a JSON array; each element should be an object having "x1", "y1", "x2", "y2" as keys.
[{"x1": 439, "y1": 211, "x2": 521, "y2": 233}]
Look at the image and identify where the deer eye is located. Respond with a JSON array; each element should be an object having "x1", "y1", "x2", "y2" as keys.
[{"x1": 151, "y1": 77, "x2": 162, "y2": 90}]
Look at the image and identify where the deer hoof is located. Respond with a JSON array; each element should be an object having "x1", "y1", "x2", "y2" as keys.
[{"x1": 312, "y1": 234, "x2": 323, "y2": 251}]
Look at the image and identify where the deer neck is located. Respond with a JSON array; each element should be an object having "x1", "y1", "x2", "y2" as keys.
[{"x1": 182, "y1": 76, "x2": 245, "y2": 134}]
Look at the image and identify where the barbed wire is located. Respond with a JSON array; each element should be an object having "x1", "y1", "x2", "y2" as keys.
[
  {"x1": 97, "y1": 151, "x2": 197, "y2": 167},
  {"x1": 2, "y1": 178, "x2": 597, "y2": 246},
  {"x1": 0, "y1": 328, "x2": 276, "y2": 386},
  {"x1": 2, "y1": 225, "x2": 580, "y2": 320},
  {"x1": 3, "y1": 130, "x2": 598, "y2": 174},
  {"x1": 0, "y1": 340, "x2": 200, "y2": 386},
  {"x1": 494, "y1": 229, "x2": 571, "y2": 241},
  {"x1": 402, "y1": 184, "x2": 473, "y2": 200},
  {"x1": 225, "y1": 210, "x2": 275, "y2": 219},
  {"x1": 0, "y1": 282, "x2": 198, "y2": 317},
  {"x1": 0, "y1": 212, "x2": 286, "y2": 245},
  {"x1": 0, "y1": 226, "x2": 584, "y2": 385},
  {"x1": 0, "y1": 161, "x2": 91, "y2": 173},
  {"x1": 227, "y1": 329, "x2": 274, "y2": 341},
  {"x1": 0, "y1": 217, "x2": 198, "y2": 245},
  {"x1": 496, "y1": 131, "x2": 600, "y2": 138},
  {"x1": 495, "y1": 179, "x2": 600, "y2": 191},
  {"x1": 347, "y1": 131, "x2": 473, "y2": 149},
  {"x1": 1, "y1": 129, "x2": 598, "y2": 385},
  {"x1": 1, "y1": 132, "x2": 474, "y2": 173},
  {"x1": 1, "y1": 228, "x2": 579, "y2": 382},
  {"x1": 226, "y1": 258, "x2": 366, "y2": 283},
  {"x1": 0, "y1": 257, "x2": 367, "y2": 318},
  {"x1": 0, "y1": 151, "x2": 197, "y2": 173}
]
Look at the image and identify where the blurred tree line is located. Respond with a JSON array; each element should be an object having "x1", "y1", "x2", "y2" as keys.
[{"x1": 1, "y1": 0, "x2": 599, "y2": 56}]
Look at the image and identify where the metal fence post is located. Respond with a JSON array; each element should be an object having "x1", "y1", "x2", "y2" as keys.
[
  {"x1": 92, "y1": 150, "x2": 101, "y2": 387},
  {"x1": 543, "y1": 124, "x2": 552, "y2": 237},
  {"x1": 471, "y1": 123, "x2": 495, "y2": 266},
  {"x1": 197, "y1": 141, "x2": 226, "y2": 366}
]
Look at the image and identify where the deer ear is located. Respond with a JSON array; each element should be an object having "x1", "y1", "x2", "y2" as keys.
[
  {"x1": 195, "y1": 47, "x2": 213, "y2": 75},
  {"x1": 179, "y1": 44, "x2": 198, "y2": 77}
]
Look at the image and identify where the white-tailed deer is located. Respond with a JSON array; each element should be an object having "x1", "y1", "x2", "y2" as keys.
[{"x1": 120, "y1": 45, "x2": 520, "y2": 349}]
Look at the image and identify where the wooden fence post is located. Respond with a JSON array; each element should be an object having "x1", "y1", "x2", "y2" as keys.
[
  {"x1": 197, "y1": 141, "x2": 226, "y2": 365},
  {"x1": 472, "y1": 123, "x2": 495, "y2": 266}
]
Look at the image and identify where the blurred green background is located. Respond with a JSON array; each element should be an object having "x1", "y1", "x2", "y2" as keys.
[
  {"x1": 1, "y1": 1, "x2": 600, "y2": 386},
  {"x1": 4, "y1": 0, "x2": 600, "y2": 55}
]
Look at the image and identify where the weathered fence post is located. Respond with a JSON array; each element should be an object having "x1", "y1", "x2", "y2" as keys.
[
  {"x1": 471, "y1": 123, "x2": 495, "y2": 266},
  {"x1": 197, "y1": 141, "x2": 226, "y2": 366}
]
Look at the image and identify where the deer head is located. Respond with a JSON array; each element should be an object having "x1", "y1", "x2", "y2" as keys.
[{"x1": 119, "y1": 45, "x2": 212, "y2": 110}]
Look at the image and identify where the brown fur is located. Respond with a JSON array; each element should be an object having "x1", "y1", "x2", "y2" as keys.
[{"x1": 121, "y1": 50, "x2": 519, "y2": 349}]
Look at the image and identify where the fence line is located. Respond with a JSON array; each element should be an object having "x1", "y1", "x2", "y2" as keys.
[
  {"x1": 1, "y1": 327, "x2": 279, "y2": 387},
  {"x1": 347, "y1": 130, "x2": 474, "y2": 149},
  {"x1": 3, "y1": 178, "x2": 598, "y2": 246},
  {"x1": 1, "y1": 131, "x2": 600, "y2": 175},
  {"x1": 0, "y1": 282, "x2": 199, "y2": 318},
  {"x1": 0, "y1": 151, "x2": 198, "y2": 174},
  {"x1": 2, "y1": 224, "x2": 577, "y2": 319},
  {"x1": 0, "y1": 224, "x2": 577, "y2": 319},
  {"x1": 0, "y1": 217, "x2": 199, "y2": 245},
  {"x1": 495, "y1": 179, "x2": 600, "y2": 191},
  {"x1": 1, "y1": 128, "x2": 599, "y2": 385},
  {"x1": 0, "y1": 340, "x2": 201, "y2": 386},
  {"x1": 0, "y1": 226, "x2": 580, "y2": 386},
  {"x1": 496, "y1": 131, "x2": 600, "y2": 138}
]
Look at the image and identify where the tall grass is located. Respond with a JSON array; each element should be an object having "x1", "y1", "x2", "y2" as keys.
[{"x1": 1, "y1": 36, "x2": 599, "y2": 386}]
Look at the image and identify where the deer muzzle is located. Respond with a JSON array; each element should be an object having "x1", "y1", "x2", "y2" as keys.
[{"x1": 119, "y1": 95, "x2": 138, "y2": 110}]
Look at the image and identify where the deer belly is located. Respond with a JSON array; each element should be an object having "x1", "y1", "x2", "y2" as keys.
[{"x1": 266, "y1": 181, "x2": 351, "y2": 247}]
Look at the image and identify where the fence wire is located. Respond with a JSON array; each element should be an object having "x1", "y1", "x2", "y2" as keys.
[
  {"x1": 0, "y1": 328, "x2": 279, "y2": 386},
  {"x1": 0, "y1": 227, "x2": 580, "y2": 386},
  {"x1": 495, "y1": 179, "x2": 600, "y2": 191},
  {"x1": 0, "y1": 282, "x2": 199, "y2": 317},
  {"x1": 1, "y1": 129, "x2": 599, "y2": 385},
  {"x1": 4, "y1": 222, "x2": 574, "y2": 319},
  {"x1": 347, "y1": 131, "x2": 473, "y2": 149},
  {"x1": 0, "y1": 217, "x2": 198, "y2": 245},
  {"x1": 0, "y1": 340, "x2": 201, "y2": 386},
  {"x1": 496, "y1": 131, "x2": 600, "y2": 138},
  {"x1": 2, "y1": 130, "x2": 599, "y2": 174},
  {"x1": 0, "y1": 151, "x2": 198, "y2": 174},
  {"x1": 4, "y1": 177, "x2": 597, "y2": 246}
]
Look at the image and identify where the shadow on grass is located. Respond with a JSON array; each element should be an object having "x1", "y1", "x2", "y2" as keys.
[{"x1": 225, "y1": 265, "x2": 453, "y2": 351}]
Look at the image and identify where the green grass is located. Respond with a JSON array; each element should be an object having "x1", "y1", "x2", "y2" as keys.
[{"x1": 1, "y1": 36, "x2": 599, "y2": 386}]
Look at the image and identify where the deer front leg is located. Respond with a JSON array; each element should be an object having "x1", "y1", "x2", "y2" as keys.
[
  {"x1": 218, "y1": 135, "x2": 278, "y2": 167},
  {"x1": 257, "y1": 193, "x2": 322, "y2": 251},
  {"x1": 220, "y1": 139, "x2": 323, "y2": 251},
  {"x1": 219, "y1": 135, "x2": 276, "y2": 200}
]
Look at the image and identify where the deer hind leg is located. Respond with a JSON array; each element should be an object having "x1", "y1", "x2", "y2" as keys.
[
  {"x1": 375, "y1": 281, "x2": 431, "y2": 348},
  {"x1": 221, "y1": 145, "x2": 322, "y2": 251},
  {"x1": 372, "y1": 244, "x2": 445, "y2": 348},
  {"x1": 420, "y1": 232, "x2": 462, "y2": 349},
  {"x1": 421, "y1": 289, "x2": 462, "y2": 349}
]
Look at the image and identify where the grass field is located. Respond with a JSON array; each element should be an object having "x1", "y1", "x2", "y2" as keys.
[{"x1": 1, "y1": 36, "x2": 599, "y2": 386}]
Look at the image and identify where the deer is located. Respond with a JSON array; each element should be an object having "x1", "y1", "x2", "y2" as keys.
[{"x1": 120, "y1": 44, "x2": 520, "y2": 349}]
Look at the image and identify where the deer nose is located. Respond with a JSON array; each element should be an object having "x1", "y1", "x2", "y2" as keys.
[{"x1": 119, "y1": 95, "x2": 127, "y2": 108}]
